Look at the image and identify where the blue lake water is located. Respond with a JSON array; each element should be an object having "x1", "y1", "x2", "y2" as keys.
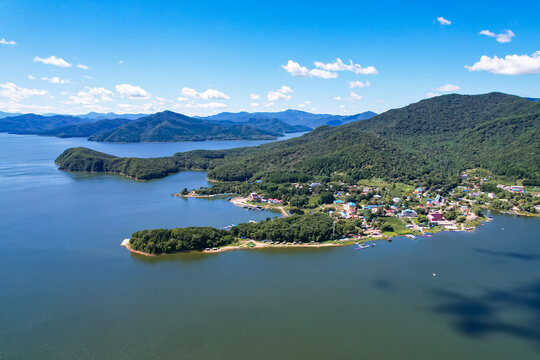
[{"x1": 1, "y1": 133, "x2": 539, "y2": 359}]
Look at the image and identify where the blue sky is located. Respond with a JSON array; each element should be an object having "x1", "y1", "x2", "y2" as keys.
[{"x1": 1, "y1": 0, "x2": 539, "y2": 116}]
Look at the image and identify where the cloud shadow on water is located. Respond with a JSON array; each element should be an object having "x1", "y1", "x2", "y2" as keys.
[
  {"x1": 474, "y1": 248, "x2": 540, "y2": 261},
  {"x1": 432, "y1": 280, "x2": 540, "y2": 350}
]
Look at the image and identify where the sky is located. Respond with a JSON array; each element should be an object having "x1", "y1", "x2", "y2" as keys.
[{"x1": 1, "y1": 0, "x2": 539, "y2": 116}]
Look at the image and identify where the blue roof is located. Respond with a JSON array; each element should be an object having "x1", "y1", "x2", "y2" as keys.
[
  {"x1": 347, "y1": 202, "x2": 356, "y2": 206},
  {"x1": 334, "y1": 200, "x2": 344, "y2": 203}
]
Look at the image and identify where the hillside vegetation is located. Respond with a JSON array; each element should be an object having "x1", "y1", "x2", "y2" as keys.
[{"x1": 56, "y1": 93, "x2": 540, "y2": 183}]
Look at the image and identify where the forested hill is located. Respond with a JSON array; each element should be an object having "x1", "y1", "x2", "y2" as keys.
[
  {"x1": 0, "y1": 114, "x2": 86, "y2": 134},
  {"x1": 87, "y1": 111, "x2": 283, "y2": 142},
  {"x1": 56, "y1": 93, "x2": 540, "y2": 183},
  {"x1": 40, "y1": 118, "x2": 132, "y2": 138},
  {"x1": 201, "y1": 109, "x2": 377, "y2": 128}
]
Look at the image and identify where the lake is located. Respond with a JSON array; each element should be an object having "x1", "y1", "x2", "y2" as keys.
[{"x1": 1, "y1": 133, "x2": 539, "y2": 360}]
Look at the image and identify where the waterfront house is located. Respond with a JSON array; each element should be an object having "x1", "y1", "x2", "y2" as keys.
[
  {"x1": 249, "y1": 192, "x2": 261, "y2": 202},
  {"x1": 427, "y1": 211, "x2": 444, "y2": 224}
]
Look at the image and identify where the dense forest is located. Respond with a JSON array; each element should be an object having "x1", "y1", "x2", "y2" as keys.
[
  {"x1": 129, "y1": 214, "x2": 345, "y2": 254},
  {"x1": 55, "y1": 93, "x2": 540, "y2": 183}
]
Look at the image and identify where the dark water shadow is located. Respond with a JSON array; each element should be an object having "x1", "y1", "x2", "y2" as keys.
[
  {"x1": 432, "y1": 280, "x2": 540, "y2": 349},
  {"x1": 474, "y1": 248, "x2": 540, "y2": 261},
  {"x1": 372, "y1": 278, "x2": 395, "y2": 292}
]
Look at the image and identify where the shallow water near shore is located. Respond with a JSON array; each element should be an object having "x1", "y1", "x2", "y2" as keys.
[{"x1": 1, "y1": 133, "x2": 540, "y2": 360}]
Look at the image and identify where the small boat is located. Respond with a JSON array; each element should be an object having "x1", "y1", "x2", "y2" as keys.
[{"x1": 406, "y1": 234, "x2": 416, "y2": 239}]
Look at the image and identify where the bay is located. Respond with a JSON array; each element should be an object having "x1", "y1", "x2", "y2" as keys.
[{"x1": 1, "y1": 133, "x2": 539, "y2": 360}]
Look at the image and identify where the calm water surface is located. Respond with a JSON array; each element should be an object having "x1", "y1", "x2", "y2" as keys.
[{"x1": 1, "y1": 133, "x2": 539, "y2": 359}]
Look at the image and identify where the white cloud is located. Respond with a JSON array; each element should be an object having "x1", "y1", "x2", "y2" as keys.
[
  {"x1": 425, "y1": 92, "x2": 439, "y2": 98},
  {"x1": 377, "y1": 99, "x2": 384, "y2": 103},
  {"x1": 41, "y1": 76, "x2": 70, "y2": 84},
  {"x1": 250, "y1": 102, "x2": 259, "y2": 107},
  {"x1": 118, "y1": 60, "x2": 124, "y2": 65},
  {"x1": 177, "y1": 96, "x2": 188, "y2": 102},
  {"x1": 28, "y1": 75, "x2": 36, "y2": 80},
  {"x1": 33, "y1": 55, "x2": 72, "y2": 68},
  {"x1": 0, "y1": 82, "x2": 48, "y2": 101},
  {"x1": 437, "y1": 17, "x2": 451, "y2": 25},
  {"x1": 282, "y1": 60, "x2": 338, "y2": 79},
  {"x1": 334, "y1": 90, "x2": 363, "y2": 101},
  {"x1": 0, "y1": 37, "x2": 16, "y2": 45},
  {"x1": 349, "y1": 80, "x2": 371, "y2": 88},
  {"x1": 314, "y1": 58, "x2": 378, "y2": 75},
  {"x1": 435, "y1": 84, "x2": 460, "y2": 92},
  {"x1": 479, "y1": 29, "x2": 515, "y2": 43},
  {"x1": 267, "y1": 85, "x2": 293, "y2": 101},
  {"x1": 265, "y1": 102, "x2": 275, "y2": 107},
  {"x1": 184, "y1": 102, "x2": 227, "y2": 109},
  {"x1": 77, "y1": 64, "x2": 90, "y2": 70},
  {"x1": 465, "y1": 51, "x2": 540, "y2": 75},
  {"x1": 0, "y1": 101, "x2": 52, "y2": 113},
  {"x1": 249, "y1": 93, "x2": 260, "y2": 100},
  {"x1": 180, "y1": 87, "x2": 230, "y2": 100},
  {"x1": 69, "y1": 87, "x2": 114, "y2": 104},
  {"x1": 115, "y1": 83, "x2": 151, "y2": 99},
  {"x1": 350, "y1": 91, "x2": 363, "y2": 100},
  {"x1": 297, "y1": 100, "x2": 311, "y2": 108}
]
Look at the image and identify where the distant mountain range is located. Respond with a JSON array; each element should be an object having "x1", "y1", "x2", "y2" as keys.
[
  {"x1": 40, "y1": 118, "x2": 133, "y2": 138},
  {"x1": 200, "y1": 109, "x2": 377, "y2": 128},
  {"x1": 87, "y1": 111, "x2": 285, "y2": 142},
  {"x1": 0, "y1": 114, "x2": 87, "y2": 134},
  {"x1": 0, "y1": 108, "x2": 379, "y2": 142}
]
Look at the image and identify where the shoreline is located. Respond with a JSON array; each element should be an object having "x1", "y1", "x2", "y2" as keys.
[
  {"x1": 121, "y1": 237, "x2": 354, "y2": 257},
  {"x1": 120, "y1": 219, "x2": 487, "y2": 257}
]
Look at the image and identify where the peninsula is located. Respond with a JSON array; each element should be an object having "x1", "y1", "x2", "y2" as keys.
[{"x1": 54, "y1": 93, "x2": 540, "y2": 255}]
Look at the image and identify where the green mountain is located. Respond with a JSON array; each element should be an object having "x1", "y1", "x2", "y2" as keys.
[
  {"x1": 87, "y1": 111, "x2": 281, "y2": 142},
  {"x1": 234, "y1": 118, "x2": 311, "y2": 133},
  {"x1": 39, "y1": 118, "x2": 132, "y2": 138},
  {"x1": 56, "y1": 93, "x2": 540, "y2": 183},
  {"x1": 0, "y1": 114, "x2": 86, "y2": 134},
  {"x1": 201, "y1": 109, "x2": 377, "y2": 128}
]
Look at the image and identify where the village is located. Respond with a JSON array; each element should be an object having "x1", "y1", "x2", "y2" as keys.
[{"x1": 176, "y1": 170, "x2": 540, "y2": 243}]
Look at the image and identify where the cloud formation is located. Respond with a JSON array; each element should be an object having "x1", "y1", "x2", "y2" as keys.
[
  {"x1": 181, "y1": 87, "x2": 230, "y2": 100},
  {"x1": 0, "y1": 37, "x2": 16, "y2": 45},
  {"x1": 334, "y1": 90, "x2": 363, "y2": 101},
  {"x1": 437, "y1": 17, "x2": 451, "y2": 25},
  {"x1": 314, "y1": 58, "x2": 378, "y2": 75},
  {"x1": 282, "y1": 60, "x2": 338, "y2": 79},
  {"x1": 115, "y1": 83, "x2": 151, "y2": 99},
  {"x1": 435, "y1": 84, "x2": 460, "y2": 92},
  {"x1": 0, "y1": 82, "x2": 48, "y2": 101},
  {"x1": 267, "y1": 86, "x2": 293, "y2": 101},
  {"x1": 479, "y1": 29, "x2": 515, "y2": 43},
  {"x1": 184, "y1": 102, "x2": 227, "y2": 109},
  {"x1": 76, "y1": 64, "x2": 90, "y2": 70},
  {"x1": 249, "y1": 93, "x2": 260, "y2": 100},
  {"x1": 33, "y1": 55, "x2": 72, "y2": 68},
  {"x1": 349, "y1": 80, "x2": 370, "y2": 88},
  {"x1": 69, "y1": 87, "x2": 114, "y2": 104},
  {"x1": 41, "y1": 76, "x2": 70, "y2": 84},
  {"x1": 465, "y1": 51, "x2": 540, "y2": 75}
]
